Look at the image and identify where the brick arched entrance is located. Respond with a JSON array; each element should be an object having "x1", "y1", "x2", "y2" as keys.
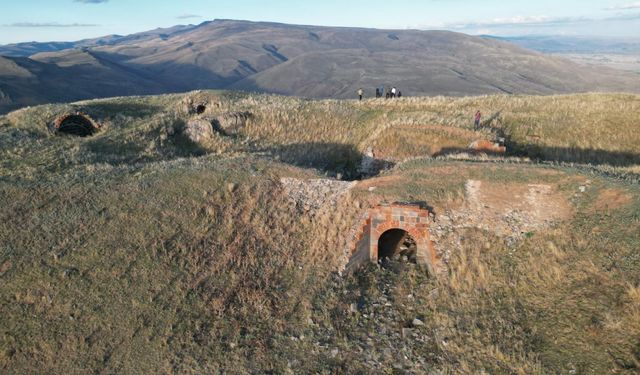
[{"x1": 346, "y1": 203, "x2": 437, "y2": 275}]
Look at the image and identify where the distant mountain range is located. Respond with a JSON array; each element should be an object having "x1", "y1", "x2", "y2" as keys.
[
  {"x1": 1, "y1": 20, "x2": 639, "y2": 114},
  {"x1": 483, "y1": 35, "x2": 640, "y2": 55}
]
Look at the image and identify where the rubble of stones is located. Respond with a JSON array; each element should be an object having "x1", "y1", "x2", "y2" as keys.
[
  {"x1": 181, "y1": 111, "x2": 254, "y2": 143},
  {"x1": 177, "y1": 92, "x2": 254, "y2": 143},
  {"x1": 302, "y1": 269, "x2": 445, "y2": 373},
  {"x1": 280, "y1": 177, "x2": 357, "y2": 215}
]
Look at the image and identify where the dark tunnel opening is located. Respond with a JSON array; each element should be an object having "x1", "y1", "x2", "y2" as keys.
[
  {"x1": 378, "y1": 229, "x2": 417, "y2": 263},
  {"x1": 57, "y1": 115, "x2": 98, "y2": 137}
]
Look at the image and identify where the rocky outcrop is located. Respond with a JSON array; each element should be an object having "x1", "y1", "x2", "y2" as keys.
[
  {"x1": 179, "y1": 91, "x2": 222, "y2": 115},
  {"x1": 183, "y1": 118, "x2": 215, "y2": 143},
  {"x1": 212, "y1": 111, "x2": 253, "y2": 136},
  {"x1": 180, "y1": 111, "x2": 254, "y2": 143}
]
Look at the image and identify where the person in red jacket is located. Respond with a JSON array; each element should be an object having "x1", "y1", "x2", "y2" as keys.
[{"x1": 474, "y1": 110, "x2": 482, "y2": 130}]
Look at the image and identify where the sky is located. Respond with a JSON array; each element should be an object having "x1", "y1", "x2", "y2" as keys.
[{"x1": 0, "y1": 0, "x2": 639, "y2": 44}]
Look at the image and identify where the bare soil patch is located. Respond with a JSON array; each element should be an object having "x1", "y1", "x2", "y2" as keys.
[
  {"x1": 591, "y1": 188, "x2": 633, "y2": 212},
  {"x1": 431, "y1": 180, "x2": 573, "y2": 263}
]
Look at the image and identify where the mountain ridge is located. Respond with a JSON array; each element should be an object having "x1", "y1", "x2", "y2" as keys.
[{"x1": 1, "y1": 19, "x2": 639, "y2": 114}]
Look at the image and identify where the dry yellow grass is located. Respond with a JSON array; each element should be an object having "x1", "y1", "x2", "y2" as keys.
[
  {"x1": 1, "y1": 91, "x2": 640, "y2": 373},
  {"x1": 231, "y1": 92, "x2": 640, "y2": 168}
]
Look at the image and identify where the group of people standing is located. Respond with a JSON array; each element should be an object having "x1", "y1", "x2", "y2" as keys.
[
  {"x1": 356, "y1": 86, "x2": 403, "y2": 101},
  {"x1": 354, "y1": 88, "x2": 483, "y2": 131}
]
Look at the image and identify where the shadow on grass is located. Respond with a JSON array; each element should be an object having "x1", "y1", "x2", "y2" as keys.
[
  {"x1": 477, "y1": 113, "x2": 640, "y2": 167},
  {"x1": 273, "y1": 142, "x2": 362, "y2": 180},
  {"x1": 508, "y1": 143, "x2": 640, "y2": 167},
  {"x1": 85, "y1": 119, "x2": 209, "y2": 165},
  {"x1": 79, "y1": 102, "x2": 163, "y2": 119},
  {"x1": 270, "y1": 142, "x2": 394, "y2": 181},
  {"x1": 433, "y1": 147, "x2": 506, "y2": 158},
  {"x1": 437, "y1": 140, "x2": 640, "y2": 167}
]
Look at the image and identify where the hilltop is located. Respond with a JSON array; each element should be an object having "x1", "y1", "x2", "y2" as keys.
[
  {"x1": 1, "y1": 20, "x2": 640, "y2": 114},
  {"x1": 1, "y1": 91, "x2": 639, "y2": 373}
]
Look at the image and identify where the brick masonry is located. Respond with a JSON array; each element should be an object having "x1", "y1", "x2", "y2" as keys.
[{"x1": 345, "y1": 203, "x2": 437, "y2": 275}]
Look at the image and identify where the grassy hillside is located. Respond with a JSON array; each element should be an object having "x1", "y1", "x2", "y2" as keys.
[
  {"x1": 1, "y1": 91, "x2": 640, "y2": 373},
  {"x1": 3, "y1": 91, "x2": 640, "y2": 178}
]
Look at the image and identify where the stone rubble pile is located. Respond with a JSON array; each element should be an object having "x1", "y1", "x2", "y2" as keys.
[{"x1": 280, "y1": 178, "x2": 357, "y2": 214}]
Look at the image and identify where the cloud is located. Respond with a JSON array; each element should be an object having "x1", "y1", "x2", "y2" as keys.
[
  {"x1": 606, "y1": 2, "x2": 640, "y2": 10},
  {"x1": 74, "y1": 0, "x2": 109, "y2": 3},
  {"x1": 176, "y1": 14, "x2": 202, "y2": 20},
  {"x1": 3, "y1": 22, "x2": 99, "y2": 27},
  {"x1": 442, "y1": 12, "x2": 640, "y2": 30}
]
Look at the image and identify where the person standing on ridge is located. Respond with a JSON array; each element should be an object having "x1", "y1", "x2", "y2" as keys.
[
  {"x1": 357, "y1": 88, "x2": 364, "y2": 101},
  {"x1": 391, "y1": 87, "x2": 397, "y2": 98},
  {"x1": 474, "y1": 110, "x2": 482, "y2": 130}
]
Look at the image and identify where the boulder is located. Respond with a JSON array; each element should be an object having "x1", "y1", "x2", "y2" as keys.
[
  {"x1": 183, "y1": 118, "x2": 215, "y2": 143},
  {"x1": 412, "y1": 318, "x2": 425, "y2": 327}
]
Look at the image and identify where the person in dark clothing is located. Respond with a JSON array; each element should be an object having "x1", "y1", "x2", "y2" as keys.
[
  {"x1": 474, "y1": 110, "x2": 482, "y2": 130},
  {"x1": 397, "y1": 90, "x2": 402, "y2": 98},
  {"x1": 375, "y1": 88, "x2": 381, "y2": 98}
]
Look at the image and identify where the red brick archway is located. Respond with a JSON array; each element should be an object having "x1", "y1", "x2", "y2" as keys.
[{"x1": 345, "y1": 203, "x2": 437, "y2": 275}]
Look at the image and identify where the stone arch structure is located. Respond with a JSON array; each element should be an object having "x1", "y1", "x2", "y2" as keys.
[
  {"x1": 345, "y1": 203, "x2": 437, "y2": 275},
  {"x1": 51, "y1": 113, "x2": 101, "y2": 137}
]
